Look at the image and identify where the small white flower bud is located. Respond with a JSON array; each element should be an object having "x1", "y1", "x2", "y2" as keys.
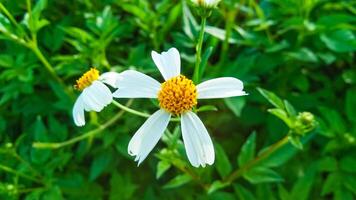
[{"x1": 191, "y1": 0, "x2": 221, "y2": 9}]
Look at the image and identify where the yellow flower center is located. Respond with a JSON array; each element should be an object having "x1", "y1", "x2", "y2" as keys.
[
  {"x1": 158, "y1": 75, "x2": 197, "y2": 115},
  {"x1": 74, "y1": 68, "x2": 100, "y2": 91}
]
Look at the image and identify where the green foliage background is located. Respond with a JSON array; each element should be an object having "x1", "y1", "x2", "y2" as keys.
[{"x1": 0, "y1": 0, "x2": 355, "y2": 199}]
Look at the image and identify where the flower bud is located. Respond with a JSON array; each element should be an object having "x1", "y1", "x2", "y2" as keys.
[
  {"x1": 191, "y1": 0, "x2": 221, "y2": 8},
  {"x1": 298, "y1": 112, "x2": 315, "y2": 125},
  {"x1": 293, "y1": 112, "x2": 316, "y2": 135}
]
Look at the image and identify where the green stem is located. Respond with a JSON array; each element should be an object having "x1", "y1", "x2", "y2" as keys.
[
  {"x1": 112, "y1": 100, "x2": 150, "y2": 118},
  {"x1": 0, "y1": 164, "x2": 43, "y2": 184},
  {"x1": 0, "y1": 3, "x2": 30, "y2": 42},
  {"x1": 222, "y1": 136, "x2": 289, "y2": 184},
  {"x1": 193, "y1": 16, "x2": 207, "y2": 84},
  {"x1": 0, "y1": 29, "x2": 28, "y2": 46},
  {"x1": 12, "y1": 152, "x2": 42, "y2": 178},
  {"x1": 29, "y1": 44, "x2": 64, "y2": 86},
  {"x1": 32, "y1": 100, "x2": 133, "y2": 149},
  {"x1": 26, "y1": 0, "x2": 37, "y2": 42},
  {"x1": 112, "y1": 100, "x2": 180, "y2": 122},
  {"x1": 220, "y1": 10, "x2": 236, "y2": 65}
]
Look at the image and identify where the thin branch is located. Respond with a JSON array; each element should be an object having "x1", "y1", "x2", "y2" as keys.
[
  {"x1": 222, "y1": 136, "x2": 289, "y2": 184},
  {"x1": 32, "y1": 100, "x2": 133, "y2": 149}
]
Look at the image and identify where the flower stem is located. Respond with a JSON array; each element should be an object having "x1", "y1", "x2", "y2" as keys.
[
  {"x1": 0, "y1": 3, "x2": 30, "y2": 42},
  {"x1": 193, "y1": 16, "x2": 207, "y2": 84},
  {"x1": 29, "y1": 44, "x2": 65, "y2": 86},
  {"x1": 0, "y1": 164, "x2": 43, "y2": 184},
  {"x1": 112, "y1": 100, "x2": 180, "y2": 122},
  {"x1": 222, "y1": 136, "x2": 289, "y2": 184},
  {"x1": 32, "y1": 100, "x2": 133, "y2": 149},
  {"x1": 112, "y1": 100, "x2": 150, "y2": 118}
]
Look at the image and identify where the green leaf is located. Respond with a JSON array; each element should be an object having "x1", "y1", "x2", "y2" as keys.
[
  {"x1": 288, "y1": 135, "x2": 303, "y2": 150},
  {"x1": 0, "y1": 13, "x2": 11, "y2": 33},
  {"x1": 321, "y1": 172, "x2": 341, "y2": 195},
  {"x1": 290, "y1": 170, "x2": 315, "y2": 200},
  {"x1": 334, "y1": 187, "x2": 354, "y2": 200},
  {"x1": 238, "y1": 132, "x2": 256, "y2": 166},
  {"x1": 90, "y1": 153, "x2": 112, "y2": 181},
  {"x1": 163, "y1": 174, "x2": 192, "y2": 189},
  {"x1": 284, "y1": 100, "x2": 296, "y2": 117},
  {"x1": 320, "y1": 30, "x2": 356, "y2": 52},
  {"x1": 257, "y1": 87, "x2": 285, "y2": 109},
  {"x1": 215, "y1": 143, "x2": 232, "y2": 178},
  {"x1": 199, "y1": 46, "x2": 213, "y2": 79},
  {"x1": 316, "y1": 156, "x2": 337, "y2": 172},
  {"x1": 156, "y1": 161, "x2": 171, "y2": 179},
  {"x1": 345, "y1": 88, "x2": 356, "y2": 123},
  {"x1": 208, "y1": 191, "x2": 236, "y2": 200},
  {"x1": 41, "y1": 186, "x2": 63, "y2": 200},
  {"x1": 268, "y1": 108, "x2": 292, "y2": 127},
  {"x1": 225, "y1": 97, "x2": 246, "y2": 117},
  {"x1": 243, "y1": 166, "x2": 284, "y2": 184},
  {"x1": 318, "y1": 106, "x2": 346, "y2": 134},
  {"x1": 208, "y1": 181, "x2": 229, "y2": 194},
  {"x1": 343, "y1": 175, "x2": 356, "y2": 195},
  {"x1": 259, "y1": 142, "x2": 297, "y2": 168},
  {"x1": 205, "y1": 26, "x2": 238, "y2": 43},
  {"x1": 233, "y1": 184, "x2": 257, "y2": 200},
  {"x1": 196, "y1": 105, "x2": 218, "y2": 113},
  {"x1": 340, "y1": 156, "x2": 356, "y2": 173},
  {"x1": 109, "y1": 172, "x2": 137, "y2": 200},
  {"x1": 24, "y1": 0, "x2": 50, "y2": 33},
  {"x1": 31, "y1": 117, "x2": 51, "y2": 164},
  {"x1": 278, "y1": 185, "x2": 290, "y2": 200},
  {"x1": 161, "y1": 3, "x2": 181, "y2": 36},
  {"x1": 286, "y1": 48, "x2": 318, "y2": 63},
  {"x1": 182, "y1": 2, "x2": 198, "y2": 40}
]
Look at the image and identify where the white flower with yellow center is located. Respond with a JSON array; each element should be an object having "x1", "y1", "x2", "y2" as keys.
[
  {"x1": 113, "y1": 48, "x2": 247, "y2": 167},
  {"x1": 72, "y1": 68, "x2": 120, "y2": 126}
]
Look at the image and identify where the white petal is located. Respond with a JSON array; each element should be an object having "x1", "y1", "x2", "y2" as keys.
[
  {"x1": 72, "y1": 95, "x2": 85, "y2": 126},
  {"x1": 151, "y1": 47, "x2": 181, "y2": 80},
  {"x1": 99, "y1": 72, "x2": 122, "y2": 88},
  {"x1": 181, "y1": 111, "x2": 215, "y2": 167},
  {"x1": 128, "y1": 109, "x2": 171, "y2": 165},
  {"x1": 82, "y1": 81, "x2": 112, "y2": 112},
  {"x1": 113, "y1": 70, "x2": 161, "y2": 98},
  {"x1": 196, "y1": 77, "x2": 247, "y2": 99},
  {"x1": 90, "y1": 81, "x2": 113, "y2": 105}
]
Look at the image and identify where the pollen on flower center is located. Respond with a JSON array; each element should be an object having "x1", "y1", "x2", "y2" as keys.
[
  {"x1": 74, "y1": 68, "x2": 100, "y2": 91},
  {"x1": 158, "y1": 75, "x2": 197, "y2": 115}
]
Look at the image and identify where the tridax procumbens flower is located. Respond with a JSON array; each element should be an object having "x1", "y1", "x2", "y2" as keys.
[
  {"x1": 72, "y1": 68, "x2": 120, "y2": 126},
  {"x1": 113, "y1": 48, "x2": 247, "y2": 167}
]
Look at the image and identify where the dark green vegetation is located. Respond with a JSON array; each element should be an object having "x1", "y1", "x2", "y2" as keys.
[{"x1": 0, "y1": 0, "x2": 355, "y2": 199}]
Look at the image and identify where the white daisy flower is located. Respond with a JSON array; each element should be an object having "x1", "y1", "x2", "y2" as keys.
[
  {"x1": 113, "y1": 48, "x2": 247, "y2": 167},
  {"x1": 191, "y1": 0, "x2": 221, "y2": 8},
  {"x1": 72, "y1": 68, "x2": 120, "y2": 126}
]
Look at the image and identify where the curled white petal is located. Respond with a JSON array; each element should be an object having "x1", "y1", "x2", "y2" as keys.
[
  {"x1": 90, "y1": 80, "x2": 113, "y2": 105},
  {"x1": 151, "y1": 47, "x2": 181, "y2": 80},
  {"x1": 181, "y1": 111, "x2": 215, "y2": 167},
  {"x1": 99, "y1": 72, "x2": 122, "y2": 88},
  {"x1": 72, "y1": 81, "x2": 112, "y2": 126},
  {"x1": 73, "y1": 95, "x2": 85, "y2": 126},
  {"x1": 82, "y1": 81, "x2": 112, "y2": 111},
  {"x1": 128, "y1": 109, "x2": 171, "y2": 165},
  {"x1": 113, "y1": 70, "x2": 161, "y2": 98},
  {"x1": 196, "y1": 77, "x2": 247, "y2": 99}
]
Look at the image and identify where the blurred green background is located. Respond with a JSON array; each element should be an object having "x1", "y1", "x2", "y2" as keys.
[{"x1": 0, "y1": 0, "x2": 355, "y2": 199}]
